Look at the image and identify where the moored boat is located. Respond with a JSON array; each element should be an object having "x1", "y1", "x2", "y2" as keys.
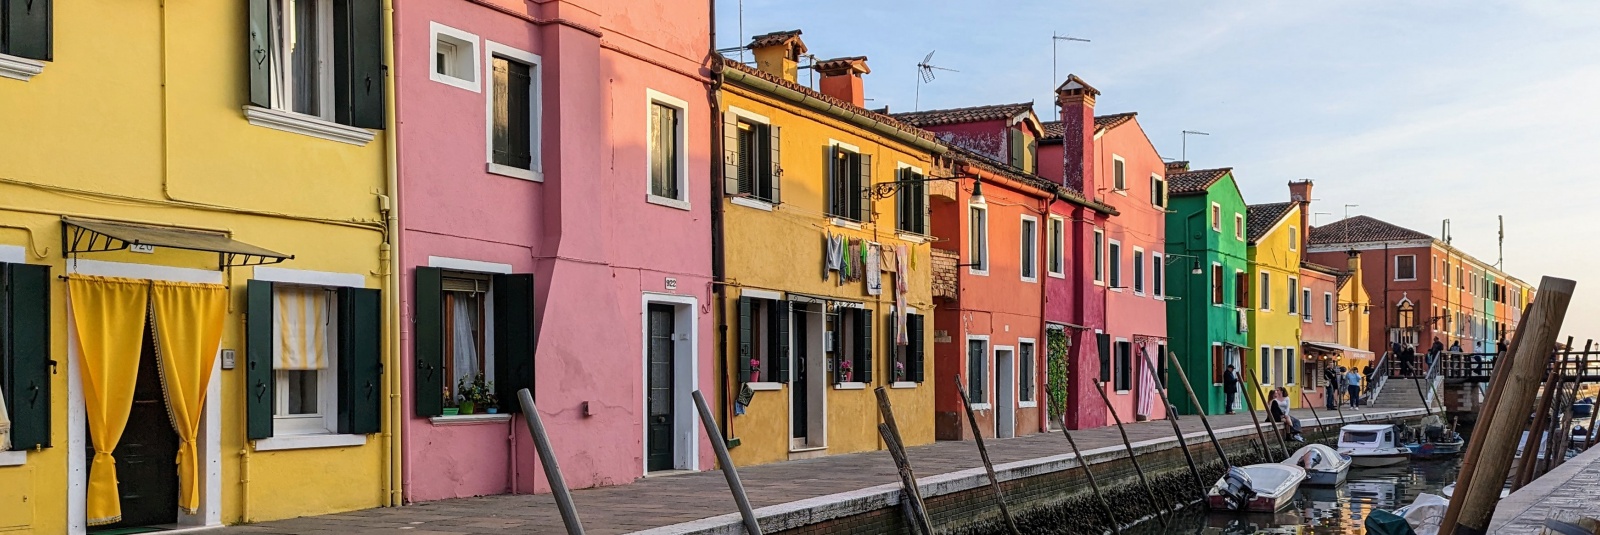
[
  {"x1": 1338, "y1": 424, "x2": 1410, "y2": 467},
  {"x1": 1208, "y1": 464, "x2": 1308, "y2": 513},
  {"x1": 1281, "y1": 444, "x2": 1351, "y2": 486}
]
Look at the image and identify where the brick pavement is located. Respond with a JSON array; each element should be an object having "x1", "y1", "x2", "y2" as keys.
[
  {"x1": 1490, "y1": 439, "x2": 1600, "y2": 533},
  {"x1": 215, "y1": 406, "x2": 1420, "y2": 535}
]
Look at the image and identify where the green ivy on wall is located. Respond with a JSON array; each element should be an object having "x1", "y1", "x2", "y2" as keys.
[{"x1": 1046, "y1": 328, "x2": 1070, "y2": 423}]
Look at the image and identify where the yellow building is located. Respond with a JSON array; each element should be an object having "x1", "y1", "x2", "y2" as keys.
[
  {"x1": 714, "y1": 31, "x2": 941, "y2": 466},
  {"x1": 1245, "y1": 201, "x2": 1306, "y2": 408},
  {"x1": 0, "y1": 0, "x2": 396, "y2": 532}
]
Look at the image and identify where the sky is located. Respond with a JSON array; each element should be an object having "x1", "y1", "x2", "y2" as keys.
[{"x1": 715, "y1": 0, "x2": 1600, "y2": 339}]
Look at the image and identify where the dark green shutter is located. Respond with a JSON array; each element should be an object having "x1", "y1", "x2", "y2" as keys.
[
  {"x1": 413, "y1": 267, "x2": 444, "y2": 417},
  {"x1": 768, "y1": 125, "x2": 782, "y2": 203},
  {"x1": 493, "y1": 273, "x2": 536, "y2": 413},
  {"x1": 245, "y1": 280, "x2": 274, "y2": 440},
  {"x1": 857, "y1": 153, "x2": 872, "y2": 221},
  {"x1": 337, "y1": 287, "x2": 382, "y2": 434},
  {"x1": 1096, "y1": 332, "x2": 1112, "y2": 383},
  {"x1": 3, "y1": 0, "x2": 51, "y2": 61},
  {"x1": 246, "y1": 0, "x2": 272, "y2": 108},
  {"x1": 824, "y1": 145, "x2": 837, "y2": 217},
  {"x1": 769, "y1": 299, "x2": 789, "y2": 383},
  {"x1": 3, "y1": 263, "x2": 51, "y2": 449},
  {"x1": 737, "y1": 296, "x2": 752, "y2": 383},
  {"x1": 723, "y1": 112, "x2": 740, "y2": 195},
  {"x1": 907, "y1": 313, "x2": 925, "y2": 383},
  {"x1": 830, "y1": 308, "x2": 843, "y2": 383},
  {"x1": 856, "y1": 308, "x2": 873, "y2": 384},
  {"x1": 333, "y1": 0, "x2": 385, "y2": 129}
]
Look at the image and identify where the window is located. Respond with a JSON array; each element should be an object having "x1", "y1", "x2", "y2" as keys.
[
  {"x1": 1287, "y1": 277, "x2": 1299, "y2": 315},
  {"x1": 1395, "y1": 255, "x2": 1416, "y2": 281},
  {"x1": 1152, "y1": 253, "x2": 1164, "y2": 297},
  {"x1": 1211, "y1": 263, "x2": 1225, "y2": 305},
  {"x1": 891, "y1": 312, "x2": 928, "y2": 383},
  {"x1": 967, "y1": 338, "x2": 989, "y2": 405},
  {"x1": 1019, "y1": 341, "x2": 1036, "y2": 404},
  {"x1": 1108, "y1": 240, "x2": 1122, "y2": 289},
  {"x1": 1444, "y1": 261, "x2": 1451, "y2": 285},
  {"x1": 1433, "y1": 255, "x2": 1439, "y2": 281},
  {"x1": 410, "y1": 267, "x2": 536, "y2": 419},
  {"x1": 831, "y1": 307, "x2": 875, "y2": 385},
  {"x1": 1, "y1": 262, "x2": 50, "y2": 451},
  {"x1": 895, "y1": 166, "x2": 926, "y2": 234},
  {"x1": 1303, "y1": 287, "x2": 1313, "y2": 323},
  {"x1": 1259, "y1": 272, "x2": 1271, "y2": 311},
  {"x1": 1112, "y1": 156, "x2": 1127, "y2": 192},
  {"x1": 1093, "y1": 229, "x2": 1105, "y2": 283},
  {"x1": 1114, "y1": 340, "x2": 1133, "y2": 392},
  {"x1": 1020, "y1": 216, "x2": 1038, "y2": 282},
  {"x1": 270, "y1": 0, "x2": 334, "y2": 119},
  {"x1": 648, "y1": 92, "x2": 689, "y2": 208},
  {"x1": 1097, "y1": 333, "x2": 1112, "y2": 383},
  {"x1": 271, "y1": 285, "x2": 341, "y2": 435},
  {"x1": 1289, "y1": 226, "x2": 1299, "y2": 252},
  {"x1": 1009, "y1": 126, "x2": 1036, "y2": 173},
  {"x1": 1211, "y1": 203, "x2": 1222, "y2": 232},
  {"x1": 1259, "y1": 346, "x2": 1272, "y2": 385},
  {"x1": 247, "y1": 0, "x2": 385, "y2": 135},
  {"x1": 430, "y1": 23, "x2": 479, "y2": 92},
  {"x1": 737, "y1": 296, "x2": 792, "y2": 384},
  {"x1": 1234, "y1": 270, "x2": 1249, "y2": 308},
  {"x1": 827, "y1": 143, "x2": 869, "y2": 221},
  {"x1": 1047, "y1": 216, "x2": 1065, "y2": 277},
  {"x1": 1285, "y1": 348, "x2": 1297, "y2": 385},
  {"x1": 1133, "y1": 248, "x2": 1145, "y2": 295},
  {"x1": 969, "y1": 205, "x2": 989, "y2": 274},
  {"x1": 1274, "y1": 348, "x2": 1287, "y2": 386},
  {"x1": 0, "y1": 0, "x2": 50, "y2": 65},
  {"x1": 725, "y1": 110, "x2": 780, "y2": 203},
  {"x1": 488, "y1": 44, "x2": 541, "y2": 180},
  {"x1": 245, "y1": 278, "x2": 384, "y2": 440},
  {"x1": 1155, "y1": 343, "x2": 1168, "y2": 383},
  {"x1": 1151, "y1": 174, "x2": 1167, "y2": 208},
  {"x1": 1234, "y1": 214, "x2": 1245, "y2": 241},
  {"x1": 1211, "y1": 344, "x2": 1225, "y2": 385}
]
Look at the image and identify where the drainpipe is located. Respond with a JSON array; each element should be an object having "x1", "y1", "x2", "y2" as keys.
[
  {"x1": 380, "y1": 0, "x2": 404, "y2": 507},
  {"x1": 707, "y1": 2, "x2": 732, "y2": 444}
]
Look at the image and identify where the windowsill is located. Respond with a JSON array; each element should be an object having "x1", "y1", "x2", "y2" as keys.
[
  {"x1": 789, "y1": 445, "x2": 827, "y2": 453},
  {"x1": 1110, "y1": 288, "x2": 1124, "y2": 293},
  {"x1": 970, "y1": 403, "x2": 991, "y2": 410},
  {"x1": 969, "y1": 268, "x2": 989, "y2": 277},
  {"x1": 1133, "y1": 292, "x2": 1146, "y2": 297},
  {"x1": 896, "y1": 233, "x2": 928, "y2": 244},
  {"x1": 1115, "y1": 390, "x2": 1130, "y2": 395},
  {"x1": 0, "y1": 450, "x2": 26, "y2": 466},
  {"x1": 1019, "y1": 401, "x2": 1038, "y2": 408},
  {"x1": 1048, "y1": 272, "x2": 1066, "y2": 279},
  {"x1": 747, "y1": 382, "x2": 783, "y2": 391},
  {"x1": 833, "y1": 382, "x2": 867, "y2": 390},
  {"x1": 254, "y1": 433, "x2": 368, "y2": 451},
  {"x1": 1022, "y1": 277, "x2": 1038, "y2": 284},
  {"x1": 730, "y1": 196, "x2": 774, "y2": 211},
  {"x1": 243, "y1": 106, "x2": 375, "y2": 146},
  {"x1": 1396, "y1": 278, "x2": 1417, "y2": 282},
  {"x1": 646, "y1": 194, "x2": 691, "y2": 211},
  {"x1": 830, "y1": 217, "x2": 862, "y2": 230},
  {"x1": 488, "y1": 163, "x2": 543, "y2": 182},
  {"x1": 890, "y1": 381, "x2": 918, "y2": 389},
  {"x1": 0, "y1": 53, "x2": 44, "y2": 81},
  {"x1": 429, "y1": 414, "x2": 514, "y2": 426},
  {"x1": 430, "y1": 72, "x2": 479, "y2": 92}
]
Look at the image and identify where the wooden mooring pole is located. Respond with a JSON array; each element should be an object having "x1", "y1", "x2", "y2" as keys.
[
  {"x1": 1093, "y1": 379, "x2": 1168, "y2": 523},
  {"x1": 1057, "y1": 415, "x2": 1119, "y2": 531},
  {"x1": 1440, "y1": 303, "x2": 1529, "y2": 533},
  {"x1": 1242, "y1": 362, "x2": 1289, "y2": 459},
  {"x1": 1299, "y1": 390, "x2": 1331, "y2": 444},
  {"x1": 516, "y1": 389, "x2": 587, "y2": 535},
  {"x1": 1443, "y1": 276, "x2": 1576, "y2": 535},
  {"x1": 874, "y1": 387, "x2": 934, "y2": 535},
  {"x1": 1137, "y1": 347, "x2": 1206, "y2": 498},
  {"x1": 1166, "y1": 351, "x2": 1231, "y2": 468},
  {"x1": 953, "y1": 375, "x2": 1021, "y2": 535},
  {"x1": 691, "y1": 391, "x2": 764, "y2": 535},
  {"x1": 1513, "y1": 337, "x2": 1571, "y2": 491}
]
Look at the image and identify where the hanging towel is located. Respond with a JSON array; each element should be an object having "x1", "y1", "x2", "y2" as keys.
[
  {"x1": 895, "y1": 287, "x2": 909, "y2": 345},
  {"x1": 880, "y1": 244, "x2": 896, "y2": 272},
  {"x1": 895, "y1": 245, "x2": 910, "y2": 294},
  {"x1": 866, "y1": 242, "x2": 882, "y2": 296},
  {"x1": 825, "y1": 232, "x2": 843, "y2": 281}
]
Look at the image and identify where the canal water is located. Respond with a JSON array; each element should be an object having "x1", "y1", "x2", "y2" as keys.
[{"x1": 1126, "y1": 457, "x2": 1463, "y2": 534}]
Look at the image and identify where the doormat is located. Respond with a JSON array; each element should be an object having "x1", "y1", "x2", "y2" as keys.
[{"x1": 88, "y1": 528, "x2": 168, "y2": 535}]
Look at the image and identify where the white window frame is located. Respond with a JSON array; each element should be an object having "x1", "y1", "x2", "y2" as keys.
[
  {"x1": 968, "y1": 203, "x2": 990, "y2": 276},
  {"x1": 429, "y1": 22, "x2": 481, "y2": 92},
  {"x1": 1210, "y1": 262, "x2": 1225, "y2": 306},
  {"x1": 1234, "y1": 213, "x2": 1245, "y2": 241},
  {"x1": 1211, "y1": 203, "x2": 1222, "y2": 232},
  {"x1": 484, "y1": 41, "x2": 544, "y2": 182},
  {"x1": 1433, "y1": 254, "x2": 1439, "y2": 281},
  {"x1": 645, "y1": 88, "x2": 691, "y2": 210},
  {"x1": 1114, "y1": 338, "x2": 1132, "y2": 393},
  {"x1": 1093, "y1": 228, "x2": 1106, "y2": 285},
  {"x1": 1259, "y1": 345, "x2": 1273, "y2": 386},
  {"x1": 1150, "y1": 173, "x2": 1167, "y2": 208},
  {"x1": 1152, "y1": 252, "x2": 1164, "y2": 297},
  {"x1": 1259, "y1": 271, "x2": 1271, "y2": 312},
  {"x1": 895, "y1": 162, "x2": 928, "y2": 237},
  {"x1": 1047, "y1": 215, "x2": 1066, "y2": 278},
  {"x1": 1111, "y1": 154, "x2": 1127, "y2": 193},
  {"x1": 272, "y1": 286, "x2": 341, "y2": 436},
  {"x1": 1325, "y1": 291, "x2": 1334, "y2": 325},
  {"x1": 740, "y1": 289, "x2": 786, "y2": 391},
  {"x1": 269, "y1": 0, "x2": 335, "y2": 121},
  {"x1": 1287, "y1": 275, "x2": 1299, "y2": 316},
  {"x1": 1303, "y1": 287, "x2": 1313, "y2": 323},
  {"x1": 1108, "y1": 239, "x2": 1123, "y2": 291},
  {"x1": 1394, "y1": 254, "x2": 1418, "y2": 281},
  {"x1": 1020, "y1": 215, "x2": 1039, "y2": 283},
  {"x1": 966, "y1": 334, "x2": 991, "y2": 409},
  {"x1": 1018, "y1": 338, "x2": 1038, "y2": 407},
  {"x1": 1132, "y1": 246, "x2": 1146, "y2": 296},
  {"x1": 1289, "y1": 226, "x2": 1299, "y2": 252},
  {"x1": 730, "y1": 106, "x2": 777, "y2": 211}
]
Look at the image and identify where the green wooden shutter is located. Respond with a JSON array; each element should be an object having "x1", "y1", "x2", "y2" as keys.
[
  {"x1": 3, "y1": 0, "x2": 51, "y2": 61},
  {"x1": 493, "y1": 273, "x2": 536, "y2": 413},
  {"x1": 246, "y1": 0, "x2": 273, "y2": 108},
  {"x1": 769, "y1": 299, "x2": 789, "y2": 383},
  {"x1": 413, "y1": 267, "x2": 444, "y2": 417},
  {"x1": 333, "y1": 0, "x2": 385, "y2": 128},
  {"x1": 907, "y1": 313, "x2": 925, "y2": 383},
  {"x1": 723, "y1": 111, "x2": 740, "y2": 195},
  {"x1": 3, "y1": 263, "x2": 51, "y2": 449},
  {"x1": 824, "y1": 145, "x2": 837, "y2": 217},
  {"x1": 768, "y1": 125, "x2": 782, "y2": 203},
  {"x1": 737, "y1": 296, "x2": 752, "y2": 383},
  {"x1": 245, "y1": 279, "x2": 274, "y2": 440},
  {"x1": 857, "y1": 153, "x2": 872, "y2": 221},
  {"x1": 337, "y1": 287, "x2": 382, "y2": 434},
  {"x1": 856, "y1": 308, "x2": 873, "y2": 384},
  {"x1": 1096, "y1": 332, "x2": 1112, "y2": 383},
  {"x1": 830, "y1": 308, "x2": 843, "y2": 383}
]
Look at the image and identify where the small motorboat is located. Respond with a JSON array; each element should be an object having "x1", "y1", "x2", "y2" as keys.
[
  {"x1": 1405, "y1": 416, "x2": 1465, "y2": 458},
  {"x1": 1338, "y1": 423, "x2": 1410, "y2": 467},
  {"x1": 1208, "y1": 463, "x2": 1307, "y2": 513},
  {"x1": 1282, "y1": 444, "x2": 1351, "y2": 486},
  {"x1": 1441, "y1": 482, "x2": 1509, "y2": 499}
]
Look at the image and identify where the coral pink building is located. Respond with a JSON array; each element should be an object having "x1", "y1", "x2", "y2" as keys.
[{"x1": 392, "y1": 0, "x2": 713, "y2": 501}]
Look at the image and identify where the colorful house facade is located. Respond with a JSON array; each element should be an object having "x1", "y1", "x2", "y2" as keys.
[
  {"x1": 1299, "y1": 253, "x2": 1375, "y2": 408},
  {"x1": 1, "y1": 0, "x2": 393, "y2": 531},
  {"x1": 1162, "y1": 165, "x2": 1251, "y2": 415},
  {"x1": 1244, "y1": 198, "x2": 1304, "y2": 407},
  {"x1": 392, "y1": 0, "x2": 715, "y2": 499},
  {"x1": 715, "y1": 32, "x2": 939, "y2": 465}
]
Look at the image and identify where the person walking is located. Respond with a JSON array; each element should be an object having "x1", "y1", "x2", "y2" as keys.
[
  {"x1": 1428, "y1": 337, "x2": 1444, "y2": 373},
  {"x1": 1345, "y1": 367, "x2": 1364, "y2": 410},
  {"x1": 1400, "y1": 343, "x2": 1416, "y2": 376},
  {"x1": 1323, "y1": 364, "x2": 1340, "y2": 410},
  {"x1": 1222, "y1": 364, "x2": 1240, "y2": 415},
  {"x1": 1362, "y1": 364, "x2": 1375, "y2": 395},
  {"x1": 1390, "y1": 340, "x2": 1404, "y2": 378}
]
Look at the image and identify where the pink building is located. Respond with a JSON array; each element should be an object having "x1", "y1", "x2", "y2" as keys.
[{"x1": 392, "y1": 0, "x2": 713, "y2": 501}]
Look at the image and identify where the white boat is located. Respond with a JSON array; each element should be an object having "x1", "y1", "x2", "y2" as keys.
[
  {"x1": 1441, "y1": 482, "x2": 1509, "y2": 499},
  {"x1": 1338, "y1": 424, "x2": 1410, "y2": 467},
  {"x1": 1282, "y1": 444, "x2": 1351, "y2": 486},
  {"x1": 1208, "y1": 463, "x2": 1307, "y2": 513}
]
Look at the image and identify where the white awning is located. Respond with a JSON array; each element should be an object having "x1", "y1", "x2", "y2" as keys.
[{"x1": 1303, "y1": 340, "x2": 1376, "y2": 361}]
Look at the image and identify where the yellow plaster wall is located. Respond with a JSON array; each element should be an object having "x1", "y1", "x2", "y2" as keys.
[
  {"x1": 720, "y1": 85, "x2": 937, "y2": 467},
  {"x1": 0, "y1": 0, "x2": 390, "y2": 530},
  {"x1": 1246, "y1": 205, "x2": 1305, "y2": 408}
]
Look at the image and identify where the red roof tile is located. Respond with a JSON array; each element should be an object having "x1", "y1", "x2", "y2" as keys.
[
  {"x1": 1246, "y1": 202, "x2": 1295, "y2": 243},
  {"x1": 1039, "y1": 112, "x2": 1138, "y2": 141},
  {"x1": 1309, "y1": 215, "x2": 1434, "y2": 246},
  {"x1": 1166, "y1": 168, "x2": 1233, "y2": 196},
  {"x1": 891, "y1": 103, "x2": 1034, "y2": 128}
]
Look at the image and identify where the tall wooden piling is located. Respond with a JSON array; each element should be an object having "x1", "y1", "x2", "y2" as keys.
[
  {"x1": 1443, "y1": 276, "x2": 1576, "y2": 535},
  {"x1": 516, "y1": 389, "x2": 587, "y2": 535},
  {"x1": 1166, "y1": 350, "x2": 1231, "y2": 468},
  {"x1": 1242, "y1": 363, "x2": 1289, "y2": 459},
  {"x1": 874, "y1": 387, "x2": 934, "y2": 535},
  {"x1": 1137, "y1": 347, "x2": 1206, "y2": 498},
  {"x1": 1058, "y1": 415, "x2": 1119, "y2": 530},
  {"x1": 1440, "y1": 303, "x2": 1529, "y2": 533},
  {"x1": 1513, "y1": 336, "x2": 1570, "y2": 491},
  {"x1": 1094, "y1": 379, "x2": 1167, "y2": 522},
  {"x1": 953, "y1": 375, "x2": 1021, "y2": 535}
]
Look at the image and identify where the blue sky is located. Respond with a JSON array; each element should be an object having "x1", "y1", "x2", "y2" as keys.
[{"x1": 716, "y1": 0, "x2": 1600, "y2": 338}]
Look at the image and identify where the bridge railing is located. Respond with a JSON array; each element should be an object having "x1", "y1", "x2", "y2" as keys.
[{"x1": 1438, "y1": 349, "x2": 1600, "y2": 381}]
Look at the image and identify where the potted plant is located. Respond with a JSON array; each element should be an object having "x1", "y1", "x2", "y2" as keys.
[
  {"x1": 442, "y1": 386, "x2": 459, "y2": 416},
  {"x1": 749, "y1": 358, "x2": 761, "y2": 383},
  {"x1": 894, "y1": 361, "x2": 906, "y2": 383},
  {"x1": 457, "y1": 374, "x2": 495, "y2": 415},
  {"x1": 483, "y1": 390, "x2": 500, "y2": 414},
  {"x1": 838, "y1": 359, "x2": 853, "y2": 383}
]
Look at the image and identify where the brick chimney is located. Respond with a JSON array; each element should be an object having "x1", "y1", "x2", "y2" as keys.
[
  {"x1": 747, "y1": 30, "x2": 807, "y2": 83},
  {"x1": 1165, "y1": 161, "x2": 1190, "y2": 175},
  {"x1": 1289, "y1": 179, "x2": 1313, "y2": 251},
  {"x1": 815, "y1": 56, "x2": 870, "y2": 107},
  {"x1": 1055, "y1": 74, "x2": 1100, "y2": 195}
]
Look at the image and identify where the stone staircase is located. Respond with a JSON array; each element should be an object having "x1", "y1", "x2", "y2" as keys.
[{"x1": 1369, "y1": 375, "x2": 1442, "y2": 409}]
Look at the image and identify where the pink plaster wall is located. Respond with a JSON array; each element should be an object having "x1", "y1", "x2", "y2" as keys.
[
  {"x1": 393, "y1": 0, "x2": 713, "y2": 502},
  {"x1": 1095, "y1": 118, "x2": 1168, "y2": 424}
]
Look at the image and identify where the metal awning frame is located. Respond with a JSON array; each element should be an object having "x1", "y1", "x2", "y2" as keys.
[{"x1": 62, "y1": 217, "x2": 294, "y2": 270}]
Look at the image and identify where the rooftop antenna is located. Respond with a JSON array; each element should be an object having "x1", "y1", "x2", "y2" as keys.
[
  {"x1": 1344, "y1": 204, "x2": 1358, "y2": 244},
  {"x1": 1051, "y1": 33, "x2": 1090, "y2": 121},
  {"x1": 1497, "y1": 215, "x2": 1504, "y2": 269},
  {"x1": 1314, "y1": 211, "x2": 1333, "y2": 226},
  {"x1": 738, "y1": 0, "x2": 746, "y2": 62},
  {"x1": 1181, "y1": 130, "x2": 1210, "y2": 161},
  {"x1": 915, "y1": 50, "x2": 957, "y2": 111},
  {"x1": 1442, "y1": 218, "x2": 1452, "y2": 245}
]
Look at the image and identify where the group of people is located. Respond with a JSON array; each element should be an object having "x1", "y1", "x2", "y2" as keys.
[
  {"x1": 1393, "y1": 337, "x2": 1464, "y2": 377},
  {"x1": 1322, "y1": 364, "x2": 1370, "y2": 410}
]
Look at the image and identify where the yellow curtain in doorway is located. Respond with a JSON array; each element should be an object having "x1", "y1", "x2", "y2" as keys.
[
  {"x1": 68, "y1": 276, "x2": 151, "y2": 526},
  {"x1": 151, "y1": 281, "x2": 227, "y2": 515}
]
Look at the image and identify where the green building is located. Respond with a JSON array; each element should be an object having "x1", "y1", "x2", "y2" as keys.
[{"x1": 1163, "y1": 165, "x2": 1251, "y2": 415}]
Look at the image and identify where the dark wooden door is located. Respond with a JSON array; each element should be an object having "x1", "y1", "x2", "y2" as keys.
[
  {"x1": 89, "y1": 330, "x2": 178, "y2": 530},
  {"x1": 791, "y1": 309, "x2": 807, "y2": 439},
  {"x1": 646, "y1": 304, "x2": 676, "y2": 471}
]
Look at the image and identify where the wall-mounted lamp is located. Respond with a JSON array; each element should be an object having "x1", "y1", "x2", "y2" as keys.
[
  {"x1": 1164, "y1": 252, "x2": 1204, "y2": 275},
  {"x1": 969, "y1": 178, "x2": 986, "y2": 208}
]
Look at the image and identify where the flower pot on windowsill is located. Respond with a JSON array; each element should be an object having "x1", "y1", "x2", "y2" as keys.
[
  {"x1": 486, "y1": 407, "x2": 499, "y2": 414},
  {"x1": 459, "y1": 401, "x2": 476, "y2": 415},
  {"x1": 442, "y1": 407, "x2": 460, "y2": 416}
]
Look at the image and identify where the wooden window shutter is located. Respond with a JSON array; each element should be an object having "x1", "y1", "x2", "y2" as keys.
[
  {"x1": 831, "y1": 308, "x2": 844, "y2": 383},
  {"x1": 723, "y1": 112, "x2": 741, "y2": 195},
  {"x1": 333, "y1": 0, "x2": 386, "y2": 129},
  {"x1": 907, "y1": 313, "x2": 926, "y2": 383},
  {"x1": 857, "y1": 153, "x2": 872, "y2": 221},
  {"x1": 2, "y1": 263, "x2": 51, "y2": 448},
  {"x1": 895, "y1": 168, "x2": 908, "y2": 231},
  {"x1": 246, "y1": 0, "x2": 273, "y2": 108},
  {"x1": 3, "y1": 0, "x2": 51, "y2": 61},
  {"x1": 769, "y1": 300, "x2": 790, "y2": 382},
  {"x1": 492, "y1": 273, "x2": 537, "y2": 413},
  {"x1": 336, "y1": 286, "x2": 383, "y2": 434},
  {"x1": 737, "y1": 296, "x2": 752, "y2": 383},
  {"x1": 1096, "y1": 332, "x2": 1112, "y2": 383},
  {"x1": 824, "y1": 145, "x2": 837, "y2": 216},
  {"x1": 244, "y1": 279, "x2": 275, "y2": 439},
  {"x1": 768, "y1": 125, "x2": 782, "y2": 203},
  {"x1": 412, "y1": 267, "x2": 445, "y2": 417},
  {"x1": 856, "y1": 308, "x2": 873, "y2": 384}
]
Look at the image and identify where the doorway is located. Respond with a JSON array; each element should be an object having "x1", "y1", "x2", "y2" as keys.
[
  {"x1": 88, "y1": 327, "x2": 178, "y2": 531},
  {"x1": 789, "y1": 302, "x2": 826, "y2": 451},
  {"x1": 995, "y1": 347, "x2": 1015, "y2": 439},
  {"x1": 645, "y1": 304, "x2": 676, "y2": 472}
]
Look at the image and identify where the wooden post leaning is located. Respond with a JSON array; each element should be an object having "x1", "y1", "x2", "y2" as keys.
[
  {"x1": 1137, "y1": 347, "x2": 1206, "y2": 498},
  {"x1": 874, "y1": 387, "x2": 935, "y2": 535},
  {"x1": 1242, "y1": 362, "x2": 1289, "y2": 459},
  {"x1": 1513, "y1": 337, "x2": 1570, "y2": 491},
  {"x1": 1166, "y1": 350, "x2": 1232, "y2": 469},
  {"x1": 516, "y1": 389, "x2": 587, "y2": 535},
  {"x1": 1093, "y1": 379, "x2": 1168, "y2": 522},
  {"x1": 1299, "y1": 390, "x2": 1331, "y2": 445},
  {"x1": 953, "y1": 375, "x2": 1021, "y2": 535},
  {"x1": 1547, "y1": 340, "x2": 1591, "y2": 472},
  {"x1": 1440, "y1": 303, "x2": 1530, "y2": 533},
  {"x1": 691, "y1": 390, "x2": 764, "y2": 535},
  {"x1": 1446, "y1": 276, "x2": 1576, "y2": 535},
  {"x1": 1058, "y1": 414, "x2": 1119, "y2": 531}
]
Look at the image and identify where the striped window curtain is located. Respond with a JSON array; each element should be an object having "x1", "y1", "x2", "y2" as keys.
[
  {"x1": 274, "y1": 286, "x2": 330, "y2": 370},
  {"x1": 1135, "y1": 345, "x2": 1155, "y2": 419}
]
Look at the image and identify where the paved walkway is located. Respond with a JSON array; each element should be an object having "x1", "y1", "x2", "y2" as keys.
[
  {"x1": 217, "y1": 405, "x2": 1419, "y2": 535},
  {"x1": 1491, "y1": 439, "x2": 1600, "y2": 533}
]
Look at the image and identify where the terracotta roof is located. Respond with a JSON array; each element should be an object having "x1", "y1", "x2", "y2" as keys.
[
  {"x1": 717, "y1": 56, "x2": 935, "y2": 143},
  {"x1": 747, "y1": 30, "x2": 806, "y2": 52},
  {"x1": 944, "y1": 144, "x2": 1118, "y2": 215},
  {"x1": 1246, "y1": 202, "x2": 1295, "y2": 243},
  {"x1": 891, "y1": 103, "x2": 1033, "y2": 128},
  {"x1": 1301, "y1": 261, "x2": 1348, "y2": 277},
  {"x1": 1309, "y1": 215, "x2": 1433, "y2": 246},
  {"x1": 1166, "y1": 168, "x2": 1233, "y2": 196},
  {"x1": 1039, "y1": 112, "x2": 1138, "y2": 141}
]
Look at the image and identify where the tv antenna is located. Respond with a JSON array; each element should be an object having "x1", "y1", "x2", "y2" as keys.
[
  {"x1": 915, "y1": 50, "x2": 957, "y2": 111},
  {"x1": 1051, "y1": 33, "x2": 1090, "y2": 120},
  {"x1": 1181, "y1": 130, "x2": 1210, "y2": 161}
]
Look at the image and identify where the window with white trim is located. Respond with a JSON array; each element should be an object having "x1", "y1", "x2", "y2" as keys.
[
  {"x1": 1287, "y1": 276, "x2": 1299, "y2": 315},
  {"x1": 1108, "y1": 240, "x2": 1122, "y2": 289},
  {"x1": 488, "y1": 45, "x2": 541, "y2": 179},
  {"x1": 1259, "y1": 346, "x2": 1272, "y2": 385},
  {"x1": 1047, "y1": 216, "x2": 1065, "y2": 277},
  {"x1": 1395, "y1": 255, "x2": 1417, "y2": 281},
  {"x1": 1132, "y1": 247, "x2": 1145, "y2": 295},
  {"x1": 273, "y1": 285, "x2": 341, "y2": 435},
  {"x1": 827, "y1": 142, "x2": 868, "y2": 221},
  {"x1": 1303, "y1": 287, "x2": 1313, "y2": 323},
  {"x1": 1289, "y1": 226, "x2": 1299, "y2": 252},
  {"x1": 1151, "y1": 174, "x2": 1167, "y2": 208},
  {"x1": 1211, "y1": 203, "x2": 1222, "y2": 232},
  {"x1": 1325, "y1": 292, "x2": 1334, "y2": 325},
  {"x1": 1112, "y1": 155, "x2": 1127, "y2": 192},
  {"x1": 269, "y1": 0, "x2": 335, "y2": 120},
  {"x1": 648, "y1": 92, "x2": 689, "y2": 207},
  {"x1": 1093, "y1": 229, "x2": 1105, "y2": 283},
  {"x1": 1020, "y1": 216, "x2": 1038, "y2": 282},
  {"x1": 1018, "y1": 340, "x2": 1036, "y2": 403},
  {"x1": 1234, "y1": 214, "x2": 1245, "y2": 241},
  {"x1": 727, "y1": 110, "x2": 779, "y2": 203},
  {"x1": 966, "y1": 337, "x2": 989, "y2": 404},
  {"x1": 1211, "y1": 263, "x2": 1224, "y2": 305},
  {"x1": 1152, "y1": 252, "x2": 1164, "y2": 297},
  {"x1": 969, "y1": 204, "x2": 989, "y2": 274},
  {"x1": 430, "y1": 23, "x2": 479, "y2": 91},
  {"x1": 1259, "y1": 271, "x2": 1271, "y2": 311},
  {"x1": 895, "y1": 165, "x2": 926, "y2": 234},
  {"x1": 1114, "y1": 340, "x2": 1133, "y2": 391}
]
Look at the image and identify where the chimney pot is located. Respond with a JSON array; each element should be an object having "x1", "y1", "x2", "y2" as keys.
[
  {"x1": 816, "y1": 56, "x2": 870, "y2": 107},
  {"x1": 1165, "y1": 161, "x2": 1191, "y2": 175},
  {"x1": 1289, "y1": 179, "x2": 1314, "y2": 252},
  {"x1": 1055, "y1": 74, "x2": 1099, "y2": 194},
  {"x1": 747, "y1": 30, "x2": 807, "y2": 83}
]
